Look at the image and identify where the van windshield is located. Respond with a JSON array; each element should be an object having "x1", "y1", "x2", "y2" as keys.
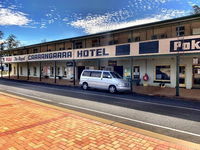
[{"x1": 110, "y1": 72, "x2": 122, "y2": 79}]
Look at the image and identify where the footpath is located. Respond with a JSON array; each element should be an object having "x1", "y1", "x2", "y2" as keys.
[{"x1": 0, "y1": 92, "x2": 199, "y2": 150}]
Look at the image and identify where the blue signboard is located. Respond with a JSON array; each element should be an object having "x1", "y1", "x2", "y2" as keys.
[
  {"x1": 139, "y1": 41, "x2": 159, "y2": 54},
  {"x1": 115, "y1": 44, "x2": 130, "y2": 56}
]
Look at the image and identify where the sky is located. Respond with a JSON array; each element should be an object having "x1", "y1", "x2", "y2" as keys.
[{"x1": 0, "y1": 0, "x2": 200, "y2": 46}]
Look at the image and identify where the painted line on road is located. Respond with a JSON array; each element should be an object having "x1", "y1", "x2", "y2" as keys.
[
  {"x1": 58, "y1": 102, "x2": 200, "y2": 138},
  {"x1": 4, "y1": 89, "x2": 200, "y2": 138},
  {"x1": 5, "y1": 90, "x2": 52, "y2": 102},
  {"x1": 1, "y1": 80, "x2": 200, "y2": 112}
]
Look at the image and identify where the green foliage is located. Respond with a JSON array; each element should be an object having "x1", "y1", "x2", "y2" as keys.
[
  {"x1": 0, "y1": 31, "x2": 4, "y2": 50},
  {"x1": 192, "y1": 5, "x2": 200, "y2": 14},
  {"x1": 0, "y1": 31, "x2": 21, "y2": 50},
  {"x1": 0, "y1": 31, "x2": 3, "y2": 39},
  {"x1": 6, "y1": 34, "x2": 21, "y2": 49}
]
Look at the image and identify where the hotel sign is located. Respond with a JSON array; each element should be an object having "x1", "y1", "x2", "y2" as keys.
[
  {"x1": 170, "y1": 38, "x2": 200, "y2": 52},
  {"x1": 14, "y1": 56, "x2": 26, "y2": 61},
  {"x1": 2, "y1": 55, "x2": 27, "y2": 63},
  {"x1": 28, "y1": 51, "x2": 72, "y2": 61},
  {"x1": 76, "y1": 48, "x2": 109, "y2": 58},
  {"x1": 3, "y1": 35, "x2": 200, "y2": 63},
  {"x1": 2, "y1": 47, "x2": 112, "y2": 63}
]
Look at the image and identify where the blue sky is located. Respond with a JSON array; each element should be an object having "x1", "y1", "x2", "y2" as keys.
[{"x1": 0, "y1": 0, "x2": 200, "y2": 46}]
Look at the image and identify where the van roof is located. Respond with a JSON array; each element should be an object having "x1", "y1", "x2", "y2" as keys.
[{"x1": 83, "y1": 69, "x2": 110, "y2": 72}]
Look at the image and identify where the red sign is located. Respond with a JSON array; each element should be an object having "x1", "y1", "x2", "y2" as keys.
[{"x1": 5, "y1": 57, "x2": 12, "y2": 62}]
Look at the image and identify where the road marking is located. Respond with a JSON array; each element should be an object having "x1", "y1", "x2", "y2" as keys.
[
  {"x1": 4, "y1": 89, "x2": 200, "y2": 138},
  {"x1": 5, "y1": 90, "x2": 52, "y2": 102},
  {"x1": 58, "y1": 102, "x2": 200, "y2": 138},
  {"x1": 1, "y1": 80, "x2": 200, "y2": 112}
]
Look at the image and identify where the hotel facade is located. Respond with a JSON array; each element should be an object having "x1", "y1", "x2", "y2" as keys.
[{"x1": 1, "y1": 14, "x2": 200, "y2": 94}]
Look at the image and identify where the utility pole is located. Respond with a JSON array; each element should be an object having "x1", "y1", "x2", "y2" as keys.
[
  {"x1": 176, "y1": 25, "x2": 185, "y2": 96},
  {"x1": 176, "y1": 54, "x2": 180, "y2": 96},
  {"x1": 130, "y1": 57, "x2": 133, "y2": 93}
]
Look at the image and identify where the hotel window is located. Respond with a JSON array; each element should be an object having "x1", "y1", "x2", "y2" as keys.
[
  {"x1": 50, "y1": 67, "x2": 54, "y2": 76},
  {"x1": 192, "y1": 28, "x2": 200, "y2": 35},
  {"x1": 92, "y1": 39, "x2": 99, "y2": 47},
  {"x1": 160, "y1": 34, "x2": 167, "y2": 39},
  {"x1": 134, "y1": 36, "x2": 140, "y2": 42},
  {"x1": 33, "y1": 67, "x2": 37, "y2": 76},
  {"x1": 129, "y1": 37, "x2": 140, "y2": 42},
  {"x1": 75, "y1": 42, "x2": 83, "y2": 49},
  {"x1": 63, "y1": 67, "x2": 67, "y2": 77},
  {"x1": 151, "y1": 35, "x2": 158, "y2": 40},
  {"x1": 57, "y1": 67, "x2": 60, "y2": 75},
  {"x1": 109, "y1": 40, "x2": 118, "y2": 45},
  {"x1": 133, "y1": 66, "x2": 140, "y2": 79},
  {"x1": 33, "y1": 49, "x2": 38, "y2": 53},
  {"x1": 155, "y1": 66, "x2": 170, "y2": 81},
  {"x1": 59, "y1": 47, "x2": 65, "y2": 50},
  {"x1": 20, "y1": 66, "x2": 23, "y2": 75},
  {"x1": 176, "y1": 26, "x2": 185, "y2": 37},
  {"x1": 66, "y1": 67, "x2": 73, "y2": 79}
]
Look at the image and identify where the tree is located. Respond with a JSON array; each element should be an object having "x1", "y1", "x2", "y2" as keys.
[
  {"x1": 0, "y1": 31, "x2": 3, "y2": 40},
  {"x1": 5, "y1": 34, "x2": 21, "y2": 49},
  {"x1": 0, "y1": 31, "x2": 4, "y2": 51},
  {"x1": 192, "y1": 5, "x2": 200, "y2": 14}
]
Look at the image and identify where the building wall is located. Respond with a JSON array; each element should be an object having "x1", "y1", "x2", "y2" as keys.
[
  {"x1": 2, "y1": 16, "x2": 200, "y2": 90},
  {"x1": 7, "y1": 55, "x2": 195, "y2": 89},
  {"x1": 98, "y1": 56, "x2": 194, "y2": 89}
]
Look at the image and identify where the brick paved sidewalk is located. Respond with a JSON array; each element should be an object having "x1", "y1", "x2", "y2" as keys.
[{"x1": 0, "y1": 93, "x2": 196, "y2": 150}]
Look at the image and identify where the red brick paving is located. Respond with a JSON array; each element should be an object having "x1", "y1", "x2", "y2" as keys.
[{"x1": 0, "y1": 94, "x2": 194, "y2": 150}]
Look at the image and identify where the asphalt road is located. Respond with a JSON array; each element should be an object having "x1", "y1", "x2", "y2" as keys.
[{"x1": 0, "y1": 79, "x2": 200, "y2": 143}]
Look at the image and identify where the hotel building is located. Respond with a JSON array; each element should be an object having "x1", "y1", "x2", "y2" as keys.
[{"x1": 1, "y1": 14, "x2": 200, "y2": 95}]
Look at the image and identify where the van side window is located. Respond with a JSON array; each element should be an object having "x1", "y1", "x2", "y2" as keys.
[
  {"x1": 82, "y1": 71, "x2": 91, "y2": 77},
  {"x1": 103, "y1": 72, "x2": 111, "y2": 78},
  {"x1": 91, "y1": 71, "x2": 101, "y2": 78}
]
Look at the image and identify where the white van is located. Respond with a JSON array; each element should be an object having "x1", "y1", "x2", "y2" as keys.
[{"x1": 79, "y1": 70, "x2": 131, "y2": 93}]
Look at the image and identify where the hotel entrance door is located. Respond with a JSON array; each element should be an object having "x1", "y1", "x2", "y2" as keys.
[
  {"x1": 193, "y1": 65, "x2": 200, "y2": 88},
  {"x1": 114, "y1": 66, "x2": 123, "y2": 77},
  {"x1": 179, "y1": 66, "x2": 186, "y2": 87}
]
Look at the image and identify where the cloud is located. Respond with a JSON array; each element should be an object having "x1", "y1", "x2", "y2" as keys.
[
  {"x1": 188, "y1": 0, "x2": 200, "y2": 6},
  {"x1": 67, "y1": 0, "x2": 189, "y2": 34},
  {"x1": 0, "y1": 6, "x2": 30, "y2": 26},
  {"x1": 69, "y1": 8, "x2": 188, "y2": 34}
]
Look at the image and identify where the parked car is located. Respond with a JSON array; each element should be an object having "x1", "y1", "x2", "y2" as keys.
[{"x1": 79, "y1": 70, "x2": 131, "y2": 93}]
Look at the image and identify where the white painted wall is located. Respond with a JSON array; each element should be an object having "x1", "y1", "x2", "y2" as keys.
[
  {"x1": 98, "y1": 56, "x2": 194, "y2": 89},
  {"x1": 9, "y1": 56, "x2": 195, "y2": 89}
]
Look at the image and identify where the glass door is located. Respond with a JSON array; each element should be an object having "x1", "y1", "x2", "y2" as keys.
[
  {"x1": 193, "y1": 65, "x2": 200, "y2": 88},
  {"x1": 133, "y1": 66, "x2": 140, "y2": 79},
  {"x1": 179, "y1": 66, "x2": 186, "y2": 87},
  {"x1": 133, "y1": 66, "x2": 140, "y2": 86}
]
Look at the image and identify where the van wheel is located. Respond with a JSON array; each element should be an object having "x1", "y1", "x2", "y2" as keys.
[
  {"x1": 109, "y1": 85, "x2": 116, "y2": 93},
  {"x1": 82, "y1": 82, "x2": 88, "y2": 90}
]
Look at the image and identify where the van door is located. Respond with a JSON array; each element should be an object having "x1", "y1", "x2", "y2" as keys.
[
  {"x1": 89, "y1": 71, "x2": 102, "y2": 88},
  {"x1": 100, "y1": 72, "x2": 113, "y2": 90}
]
